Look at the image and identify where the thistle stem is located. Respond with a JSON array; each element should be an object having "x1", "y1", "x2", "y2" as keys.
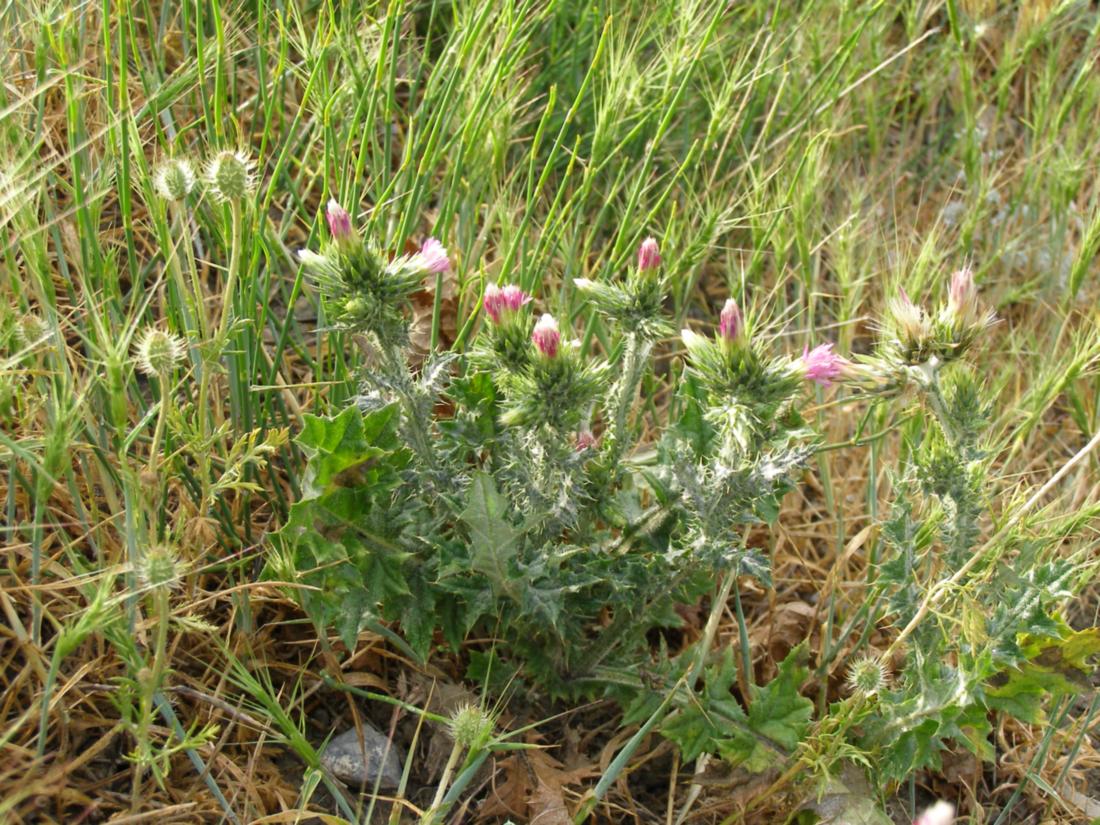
[{"x1": 606, "y1": 333, "x2": 651, "y2": 465}]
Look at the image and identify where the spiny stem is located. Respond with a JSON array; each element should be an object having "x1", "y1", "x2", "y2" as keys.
[{"x1": 885, "y1": 423, "x2": 1100, "y2": 659}]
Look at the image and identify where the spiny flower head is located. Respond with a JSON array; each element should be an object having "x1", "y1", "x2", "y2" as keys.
[
  {"x1": 204, "y1": 149, "x2": 255, "y2": 202},
  {"x1": 134, "y1": 328, "x2": 186, "y2": 377},
  {"x1": 153, "y1": 158, "x2": 197, "y2": 202},
  {"x1": 414, "y1": 237, "x2": 450, "y2": 274},
  {"x1": 531, "y1": 313, "x2": 561, "y2": 358},
  {"x1": 483, "y1": 283, "x2": 532, "y2": 324},
  {"x1": 913, "y1": 801, "x2": 954, "y2": 825},
  {"x1": 637, "y1": 237, "x2": 660, "y2": 271},
  {"x1": 801, "y1": 342, "x2": 850, "y2": 387}
]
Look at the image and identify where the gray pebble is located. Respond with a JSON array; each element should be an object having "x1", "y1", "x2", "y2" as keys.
[{"x1": 320, "y1": 723, "x2": 404, "y2": 790}]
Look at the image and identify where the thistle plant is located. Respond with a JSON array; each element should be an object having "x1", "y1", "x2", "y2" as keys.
[{"x1": 276, "y1": 217, "x2": 843, "y2": 700}]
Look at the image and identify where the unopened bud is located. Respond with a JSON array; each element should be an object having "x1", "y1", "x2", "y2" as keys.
[
  {"x1": 531, "y1": 314, "x2": 561, "y2": 358},
  {"x1": 718, "y1": 299, "x2": 743, "y2": 344},
  {"x1": 637, "y1": 237, "x2": 661, "y2": 271},
  {"x1": 137, "y1": 543, "x2": 183, "y2": 592},
  {"x1": 448, "y1": 704, "x2": 494, "y2": 749},
  {"x1": 325, "y1": 199, "x2": 353, "y2": 243}
]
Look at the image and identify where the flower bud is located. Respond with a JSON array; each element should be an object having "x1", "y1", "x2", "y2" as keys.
[
  {"x1": 134, "y1": 328, "x2": 186, "y2": 377},
  {"x1": 531, "y1": 314, "x2": 561, "y2": 358},
  {"x1": 913, "y1": 801, "x2": 954, "y2": 825},
  {"x1": 575, "y1": 430, "x2": 598, "y2": 451},
  {"x1": 718, "y1": 299, "x2": 743, "y2": 344},
  {"x1": 325, "y1": 199, "x2": 353, "y2": 243},
  {"x1": 801, "y1": 342, "x2": 851, "y2": 387},
  {"x1": 944, "y1": 267, "x2": 982, "y2": 329},
  {"x1": 204, "y1": 150, "x2": 255, "y2": 203},
  {"x1": 415, "y1": 237, "x2": 450, "y2": 274},
  {"x1": 153, "y1": 158, "x2": 197, "y2": 202},
  {"x1": 637, "y1": 237, "x2": 661, "y2": 271}
]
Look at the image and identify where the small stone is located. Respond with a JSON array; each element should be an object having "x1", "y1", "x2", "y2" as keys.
[{"x1": 320, "y1": 723, "x2": 404, "y2": 790}]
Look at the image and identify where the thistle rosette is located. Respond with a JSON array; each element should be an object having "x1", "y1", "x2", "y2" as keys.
[
  {"x1": 298, "y1": 200, "x2": 450, "y2": 348},
  {"x1": 572, "y1": 237, "x2": 673, "y2": 342},
  {"x1": 499, "y1": 313, "x2": 605, "y2": 433}
]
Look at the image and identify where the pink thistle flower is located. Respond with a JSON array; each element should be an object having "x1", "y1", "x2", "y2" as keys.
[
  {"x1": 501, "y1": 284, "x2": 532, "y2": 312},
  {"x1": 483, "y1": 283, "x2": 531, "y2": 324},
  {"x1": 637, "y1": 237, "x2": 661, "y2": 271},
  {"x1": 913, "y1": 801, "x2": 954, "y2": 825},
  {"x1": 416, "y1": 237, "x2": 450, "y2": 274},
  {"x1": 531, "y1": 313, "x2": 561, "y2": 358},
  {"x1": 801, "y1": 342, "x2": 851, "y2": 387},
  {"x1": 718, "y1": 298, "x2": 742, "y2": 343},
  {"x1": 325, "y1": 199, "x2": 353, "y2": 243},
  {"x1": 575, "y1": 430, "x2": 598, "y2": 451}
]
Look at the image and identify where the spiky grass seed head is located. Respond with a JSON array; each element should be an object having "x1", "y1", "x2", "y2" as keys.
[
  {"x1": 448, "y1": 703, "x2": 494, "y2": 749},
  {"x1": 846, "y1": 654, "x2": 889, "y2": 696},
  {"x1": 134, "y1": 328, "x2": 186, "y2": 377},
  {"x1": 137, "y1": 543, "x2": 183, "y2": 592},
  {"x1": 153, "y1": 158, "x2": 197, "y2": 201},
  {"x1": 205, "y1": 150, "x2": 255, "y2": 202},
  {"x1": 14, "y1": 313, "x2": 50, "y2": 348}
]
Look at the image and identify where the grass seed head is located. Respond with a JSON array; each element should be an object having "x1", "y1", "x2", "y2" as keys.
[
  {"x1": 448, "y1": 703, "x2": 494, "y2": 749},
  {"x1": 153, "y1": 158, "x2": 197, "y2": 201},
  {"x1": 137, "y1": 543, "x2": 183, "y2": 592},
  {"x1": 204, "y1": 150, "x2": 256, "y2": 202},
  {"x1": 846, "y1": 654, "x2": 889, "y2": 697},
  {"x1": 134, "y1": 328, "x2": 186, "y2": 377}
]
